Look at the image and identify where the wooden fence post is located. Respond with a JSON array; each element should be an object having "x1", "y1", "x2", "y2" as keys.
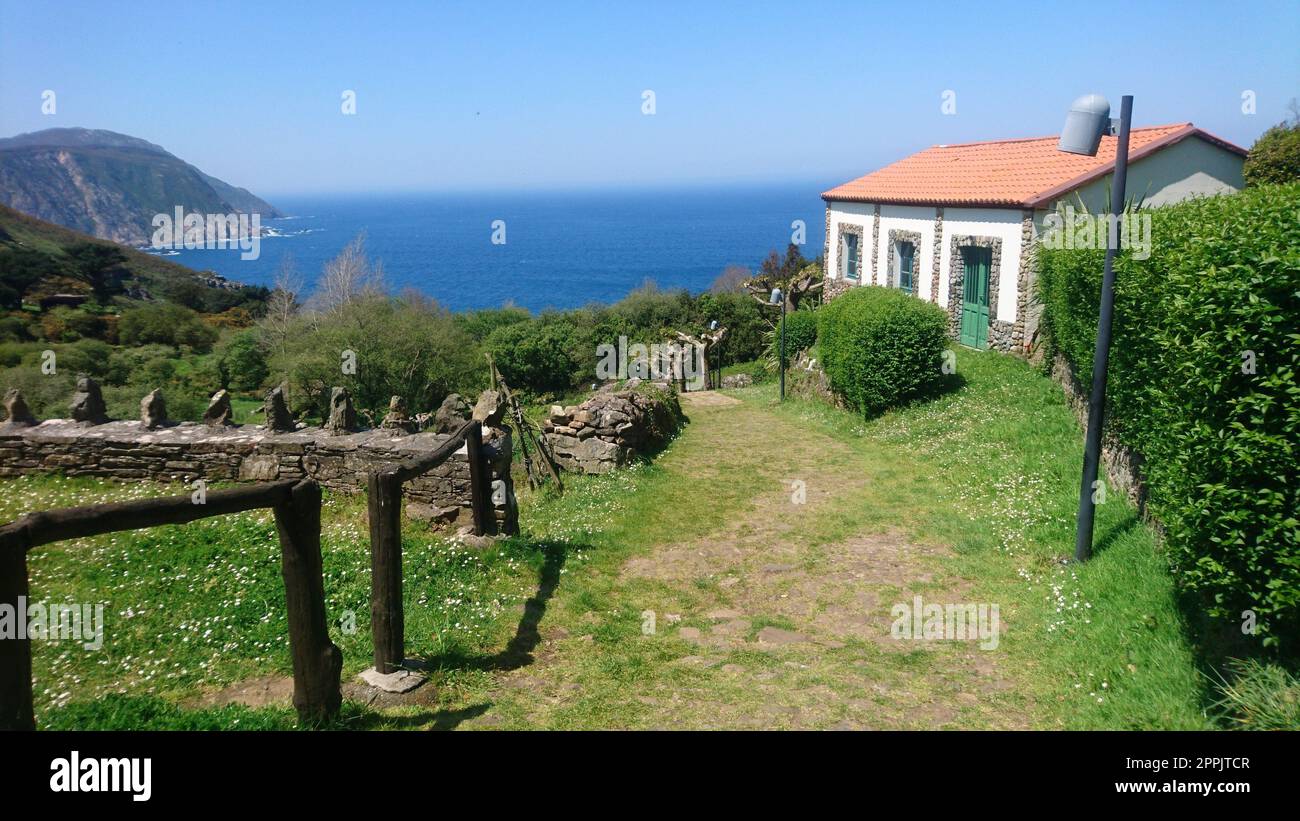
[
  {"x1": 465, "y1": 421, "x2": 491, "y2": 536},
  {"x1": 367, "y1": 469, "x2": 403, "y2": 674},
  {"x1": 0, "y1": 544, "x2": 34, "y2": 730},
  {"x1": 273, "y1": 480, "x2": 342, "y2": 725}
]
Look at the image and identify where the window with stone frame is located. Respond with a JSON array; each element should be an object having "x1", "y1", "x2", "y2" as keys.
[
  {"x1": 841, "y1": 230, "x2": 860, "y2": 280},
  {"x1": 894, "y1": 240, "x2": 916, "y2": 295}
]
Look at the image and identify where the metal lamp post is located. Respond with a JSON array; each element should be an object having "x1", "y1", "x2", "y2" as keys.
[
  {"x1": 1059, "y1": 93, "x2": 1133, "y2": 562},
  {"x1": 709, "y1": 319, "x2": 720, "y2": 389},
  {"x1": 770, "y1": 288, "x2": 785, "y2": 401}
]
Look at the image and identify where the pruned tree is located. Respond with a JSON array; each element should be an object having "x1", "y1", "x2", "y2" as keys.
[
  {"x1": 672, "y1": 325, "x2": 728, "y2": 390},
  {"x1": 744, "y1": 244, "x2": 824, "y2": 315}
]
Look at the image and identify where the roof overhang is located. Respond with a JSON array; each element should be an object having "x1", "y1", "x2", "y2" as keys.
[
  {"x1": 822, "y1": 125, "x2": 1248, "y2": 211},
  {"x1": 1024, "y1": 126, "x2": 1247, "y2": 208}
]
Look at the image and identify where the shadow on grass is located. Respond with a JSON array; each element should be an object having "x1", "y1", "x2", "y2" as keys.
[
  {"x1": 1090, "y1": 512, "x2": 1140, "y2": 559},
  {"x1": 910, "y1": 369, "x2": 968, "y2": 406},
  {"x1": 1174, "y1": 584, "x2": 1300, "y2": 725},
  {"x1": 333, "y1": 702, "x2": 494, "y2": 731},
  {"x1": 415, "y1": 537, "x2": 572, "y2": 674}
]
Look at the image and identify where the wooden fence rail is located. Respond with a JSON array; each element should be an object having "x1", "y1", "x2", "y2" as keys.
[
  {"x1": 367, "y1": 419, "x2": 492, "y2": 673},
  {"x1": 0, "y1": 478, "x2": 342, "y2": 730}
]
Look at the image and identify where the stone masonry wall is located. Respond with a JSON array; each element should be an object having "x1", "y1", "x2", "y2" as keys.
[
  {"x1": 0, "y1": 420, "x2": 518, "y2": 534},
  {"x1": 542, "y1": 382, "x2": 683, "y2": 474}
]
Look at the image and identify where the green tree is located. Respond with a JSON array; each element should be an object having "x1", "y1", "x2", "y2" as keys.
[
  {"x1": 270, "y1": 293, "x2": 482, "y2": 421},
  {"x1": 486, "y1": 317, "x2": 582, "y2": 395},
  {"x1": 66, "y1": 243, "x2": 127, "y2": 304},
  {"x1": 216, "y1": 330, "x2": 270, "y2": 392},
  {"x1": 1244, "y1": 110, "x2": 1300, "y2": 187},
  {"x1": 0, "y1": 247, "x2": 65, "y2": 309}
]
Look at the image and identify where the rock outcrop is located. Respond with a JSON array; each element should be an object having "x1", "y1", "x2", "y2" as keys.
[
  {"x1": 263, "y1": 386, "x2": 295, "y2": 432},
  {"x1": 380, "y1": 395, "x2": 414, "y2": 433},
  {"x1": 472, "y1": 389, "x2": 506, "y2": 427}
]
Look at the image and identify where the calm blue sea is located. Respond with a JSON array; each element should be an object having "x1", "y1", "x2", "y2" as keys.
[{"x1": 159, "y1": 184, "x2": 828, "y2": 312}]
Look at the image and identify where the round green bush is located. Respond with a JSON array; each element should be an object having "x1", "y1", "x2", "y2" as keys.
[{"x1": 816, "y1": 286, "x2": 948, "y2": 416}]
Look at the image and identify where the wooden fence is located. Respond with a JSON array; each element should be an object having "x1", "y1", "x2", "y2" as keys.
[
  {"x1": 0, "y1": 419, "x2": 499, "y2": 728},
  {"x1": 0, "y1": 478, "x2": 342, "y2": 730},
  {"x1": 367, "y1": 419, "x2": 491, "y2": 673}
]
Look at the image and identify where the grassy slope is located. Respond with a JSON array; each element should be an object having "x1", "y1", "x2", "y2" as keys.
[
  {"x1": 6, "y1": 347, "x2": 1213, "y2": 729},
  {"x1": 788, "y1": 349, "x2": 1209, "y2": 728},
  {"x1": 0, "y1": 202, "x2": 217, "y2": 293}
]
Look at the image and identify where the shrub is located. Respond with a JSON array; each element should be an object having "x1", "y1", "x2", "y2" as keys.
[
  {"x1": 0, "y1": 315, "x2": 34, "y2": 343},
  {"x1": 40, "y1": 307, "x2": 106, "y2": 342},
  {"x1": 486, "y1": 317, "x2": 582, "y2": 395},
  {"x1": 696, "y1": 291, "x2": 767, "y2": 364},
  {"x1": 56, "y1": 339, "x2": 113, "y2": 379},
  {"x1": 817, "y1": 286, "x2": 948, "y2": 416},
  {"x1": 0, "y1": 366, "x2": 74, "y2": 419},
  {"x1": 105, "y1": 344, "x2": 180, "y2": 386},
  {"x1": 454, "y1": 305, "x2": 532, "y2": 342},
  {"x1": 118, "y1": 303, "x2": 217, "y2": 352},
  {"x1": 1038, "y1": 183, "x2": 1300, "y2": 647},
  {"x1": 765, "y1": 308, "x2": 818, "y2": 368},
  {"x1": 270, "y1": 293, "x2": 482, "y2": 421}
]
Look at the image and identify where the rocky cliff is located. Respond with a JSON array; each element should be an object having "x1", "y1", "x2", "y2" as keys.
[{"x1": 0, "y1": 128, "x2": 282, "y2": 245}]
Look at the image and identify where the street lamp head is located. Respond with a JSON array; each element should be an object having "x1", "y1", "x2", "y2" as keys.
[
  {"x1": 1058, "y1": 93, "x2": 1111, "y2": 157},
  {"x1": 770, "y1": 288, "x2": 783, "y2": 305},
  {"x1": 709, "y1": 319, "x2": 719, "y2": 330}
]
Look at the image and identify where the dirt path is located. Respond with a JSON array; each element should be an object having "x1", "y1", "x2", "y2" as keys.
[{"x1": 456, "y1": 391, "x2": 1028, "y2": 730}]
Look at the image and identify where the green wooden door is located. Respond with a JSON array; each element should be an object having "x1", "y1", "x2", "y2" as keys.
[{"x1": 959, "y1": 247, "x2": 991, "y2": 349}]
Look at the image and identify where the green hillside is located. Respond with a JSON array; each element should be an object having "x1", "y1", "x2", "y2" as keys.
[{"x1": 0, "y1": 202, "x2": 244, "y2": 305}]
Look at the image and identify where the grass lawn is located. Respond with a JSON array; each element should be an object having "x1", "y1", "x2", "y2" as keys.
[{"x1": 2, "y1": 346, "x2": 1263, "y2": 729}]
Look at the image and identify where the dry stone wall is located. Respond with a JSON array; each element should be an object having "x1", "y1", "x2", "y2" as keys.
[
  {"x1": 0, "y1": 417, "x2": 517, "y2": 534},
  {"x1": 542, "y1": 382, "x2": 683, "y2": 474}
]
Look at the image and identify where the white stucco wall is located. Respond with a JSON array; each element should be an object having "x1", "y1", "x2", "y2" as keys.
[
  {"x1": 938, "y1": 207, "x2": 1023, "y2": 322},
  {"x1": 826, "y1": 201, "x2": 875, "y2": 283},
  {"x1": 875, "y1": 205, "x2": 937, "y2": 299},
  {"x1": 1049, "y1": 135, "x2": 1245, "y2": 212}
]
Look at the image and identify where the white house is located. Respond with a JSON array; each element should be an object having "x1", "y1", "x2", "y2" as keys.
[{"x1": 821, "y1": 123, "x2": 1247, "y2": 352}]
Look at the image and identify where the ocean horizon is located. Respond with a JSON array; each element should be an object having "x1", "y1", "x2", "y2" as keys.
[{"x1": 157, "y1": 182, "x2": 831, "y2": 312}]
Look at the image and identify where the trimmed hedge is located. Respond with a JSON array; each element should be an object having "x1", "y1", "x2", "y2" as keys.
[
  {"x1": 1038, "y1": 183, "x2": 1300, "y2": 647},
  {"x1": 817, "y1": 286, "x2": 948, "y2": 416}
]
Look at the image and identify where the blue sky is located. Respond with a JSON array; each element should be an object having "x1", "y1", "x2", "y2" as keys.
[{"x1": 1, "y1": 0, "x2": 1296, "y2": 196}]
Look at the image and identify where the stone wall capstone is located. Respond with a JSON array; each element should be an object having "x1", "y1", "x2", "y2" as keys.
[{"x1": 0, "y1": 414, "x2": 517, "y2": 534}]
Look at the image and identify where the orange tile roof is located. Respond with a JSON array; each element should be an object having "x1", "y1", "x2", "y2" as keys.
[{"x1": 821, "y1": 124, "x2": 1246, "y2": 208}]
